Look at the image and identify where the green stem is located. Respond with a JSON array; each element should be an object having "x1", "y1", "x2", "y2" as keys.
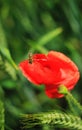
[
  {"x1": 58, "y1": 85, "x2": 82, "y2": 115},
  {"x1": 66, "y1": 93, "x2": 77, "y2": 114},
  {"x1": 66, "y1": 91, "x2": 82, "y2": 115}
]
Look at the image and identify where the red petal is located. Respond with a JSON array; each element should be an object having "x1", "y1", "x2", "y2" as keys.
[
  {"x1": 47, "y1": 51, "x2": 80, "y2": 82},
  {"x1": 19, "y1": 54, "x2": 55, "y2": 85},
  {"x1": 47, "y1": 51, "x2": 78, "y2": 71},
  {"x1": 45, "y1": 84, "x2": 63, "y2": 98},
  {"x1": 61, "y1": 70, "x2": 80, "y2": 90}
]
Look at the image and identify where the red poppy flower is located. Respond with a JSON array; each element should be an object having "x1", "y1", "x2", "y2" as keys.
[{"x1": 19, "y1": 51, "x2": 80, "y2": 98}]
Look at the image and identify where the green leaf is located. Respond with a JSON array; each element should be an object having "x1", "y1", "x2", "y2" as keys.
[
  {"x1": 0, "y1": 100, "x2": 4, "y2": 130},
  {"x1": 38, "y1": 27, "x2": 63, "y2": 46},
  {"x1": 1, "y1": 79, "x2": 17, "y2": 89}
]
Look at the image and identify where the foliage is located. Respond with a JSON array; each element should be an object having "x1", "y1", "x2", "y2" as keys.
[
  {"x1": 21, "y1": 111, "x2": 82, "y2": 130},
  {"x1": 0, "y1": 0, "x2": 82, "y2": 130}
]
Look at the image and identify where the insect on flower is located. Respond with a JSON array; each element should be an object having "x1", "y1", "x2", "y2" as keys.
[{"x1": 28, "y1": 52, "x2": 33, "y2": 64}]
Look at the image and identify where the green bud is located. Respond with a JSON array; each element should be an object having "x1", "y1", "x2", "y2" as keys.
[{"x1": 58, "y1": 85, "x2": 68, "y2": 95}]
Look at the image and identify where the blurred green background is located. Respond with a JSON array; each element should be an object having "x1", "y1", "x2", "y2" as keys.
[{"x1": 0, "y1": 0, "x2": 82, "y2": 130}]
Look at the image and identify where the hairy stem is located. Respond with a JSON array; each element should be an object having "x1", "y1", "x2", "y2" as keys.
[{"x1": 66, "y1": 92, "x2": 82, "y2": 115}]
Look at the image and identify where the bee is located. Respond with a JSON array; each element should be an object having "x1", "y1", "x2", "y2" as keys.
[{"x1": 28, "y1": 52, "x2": 33, "y2": 64}]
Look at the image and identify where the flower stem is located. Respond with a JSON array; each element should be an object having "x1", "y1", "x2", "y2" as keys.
[
  {"x1": 65, "y1": 91, "x2": 82, "y2": 115},
  {"x1": 58, "y1": 84, "x2": 82, "y2": 115}
]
